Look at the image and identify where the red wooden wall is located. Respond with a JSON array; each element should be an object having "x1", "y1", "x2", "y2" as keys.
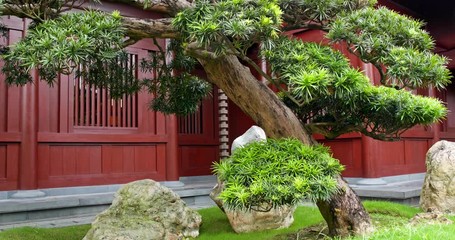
[
  {"x1": 0, "y1": 5, "x2": 221, "y2": 191},
  {"x1": 0, "y1": 16, "x2": 23, "y2": 190},
  {"x1": 178, "y1": 87, "x2": 219, "y2": 176}
]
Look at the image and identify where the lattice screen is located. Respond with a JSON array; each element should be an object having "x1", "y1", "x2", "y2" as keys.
[{"x1": 73, "y1": 53, "x2": 139, "y2": 128}]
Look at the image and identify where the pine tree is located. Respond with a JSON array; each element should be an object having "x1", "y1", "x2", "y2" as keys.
[{"x1": 0, "y1": 0, "x2": 450, "y2": 236}]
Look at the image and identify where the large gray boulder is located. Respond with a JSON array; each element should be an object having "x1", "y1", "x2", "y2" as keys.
[
  {"x1": 231, "y1": 125, "x2": 266, "y2": 153},
  {"x1": 420, "y1": 140, "x2": 455, "y2": 213},
  {"x1": 83, "y1": 179, "x2": 202, "y2": 240}
]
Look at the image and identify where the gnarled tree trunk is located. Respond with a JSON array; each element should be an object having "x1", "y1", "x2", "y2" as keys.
[
  {"x1": 317, "y1": 176, "x2": 373, "y2": 237},
  {"x1": 193, "y1": 53, "x2": 373, "y2": 237}
]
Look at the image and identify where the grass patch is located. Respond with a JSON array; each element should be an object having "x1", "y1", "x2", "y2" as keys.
[
  {"x1": 348, "y1": 221, "x2": 455, "y2": 240},
  {"x1": 0, "y1": 206, "x2": 322, "y2": 240},
  {"x1": 0, "y1": 225, "x2": 90, "y2": 240},
  {"x1": 1, "y1": 201, "x2": 454, "y2": 240},
  {"x1": 274, "y1": 201, "x2": 455, "y2": 240},
  {"x1": 363, "y1": 201, "x2": 421, "y2": 218}
]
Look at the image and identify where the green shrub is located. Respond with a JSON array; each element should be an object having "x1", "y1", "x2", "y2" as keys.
[{"x1": 212, "y1": 138, "x2": 344, "y2": 211}]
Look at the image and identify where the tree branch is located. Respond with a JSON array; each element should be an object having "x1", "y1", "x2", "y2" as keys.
[
  {"x1": 107, "y1": 0, "x2": 192, "y2": 16},
  {"x1": 122, "y1": 17, "x2": 178, "y2": 40},
  {"x1": 0, "y1": 3, "x2": 59, "y2": 20}
]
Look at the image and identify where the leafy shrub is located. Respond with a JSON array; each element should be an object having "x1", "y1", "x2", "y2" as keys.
[{"x1": 212, "y1": 138, "x2": 343, "y2": 211}]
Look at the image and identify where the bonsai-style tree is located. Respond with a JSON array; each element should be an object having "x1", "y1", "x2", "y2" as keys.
[
  {"x1": 213, "y1": 138, "x2": 344, "y2": 209},
  {"x1": 0, "y1": 0, "x2": 450, "y2": 237}
]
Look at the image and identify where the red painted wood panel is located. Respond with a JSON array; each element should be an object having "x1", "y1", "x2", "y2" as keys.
[
  {"x1": 0, "y1": 145, "x2": 6, "y2": 179},
  {"x1": 364, "y1": 138, "x2": 430, "y2": 177},
  {"x1": 37, "y1": 144, "x2": 165, "y2": 188},
  {"x1": 404, "y1": 139, "x2": 428, "y2": 172},
  {"x1": 0, "y1": 70, "x2": 5, "y2": 133},
  {"x1": 0, "y1": 25, "x2": 6, "y2": 133},
  {"x1": 178, "y1": 86, "x2": 220, "y2": 176},
  {"x1": 102, "y1": 145, "x2": 159, "y2": 174},
  {"x1": 44, "y1": 145, "x2": 102, "y2": 177},
  {"x1": 49, "y1": 146, "x2": 64, "y2": 176},
  {"x1": 6, "y1": 30, "x2": 23, "y2": 133},
  {"x1": 320, "y1": 139, "x2": 363, "y2": 177},
  {"x1": 444, "y1": 82, "x2": 455, "y2": 132},
  {"x1": 180, "y1": 146, "x2": 218, "y2": 176},
  {"x1": 135, "y1": 146, "x2": 158, "y2": 172},
  {"x1": 0, "y1": 144, "x2": 19, "y2": 190}
]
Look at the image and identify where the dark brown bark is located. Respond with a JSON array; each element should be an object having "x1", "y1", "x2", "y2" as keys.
[
  {"x1": 122, "y1": 17, "x2": 178, "y2": 40},
  {"x1": 192, "y1": 53, "x2": 315, "y2": 145},
  {"x1": 191, "y1": 52, "x2": 373, "y2": 237},
  {"x1": 118, "y1": 0, "x2": 192, "y2": 15},
  {"x1": 317, "y1": 176, "x2": 373, "y2": 237}
]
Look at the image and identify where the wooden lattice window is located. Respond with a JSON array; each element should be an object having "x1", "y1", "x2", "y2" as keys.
[
  {"x1": 73, "y1": 53, "x2": 139, "y2": 128},
  {"x1": 178, "y1": 106, "x2": 203, "y2": 134}
]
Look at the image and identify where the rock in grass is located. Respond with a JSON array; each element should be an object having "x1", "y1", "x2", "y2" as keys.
[
  {"x1": 83, "y1": 179, "x2": 202, "y2": 240},
  {"x1": 225, "y1": 205, "x2": 296, "y2": 233},
  {"x1": 420, "y1": 140, "x2": 455, "y2": 213},
  {"x1": 409, "y1": 211, "x2": 453, "y2": 225}
]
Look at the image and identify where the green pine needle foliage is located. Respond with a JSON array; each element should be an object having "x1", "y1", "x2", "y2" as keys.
[
  {"x1": 3, "y1": 11, "x2": 124, "y2": 86},
  {"x1": 265, "y1": 37, "x2": 447, "y2": 140},
  {"x1": 173, "y1": 0, "x2": 282, "y2": 55},
  {"x1": 279, "y1": 0, "x2": 377, "y2": 29},
  {"x1": 2, "y1": 11, "x2": 211, "y2": 115},
  {"x1": 328, "y1": 7, "x2": 451, "y2": 89},
  {"x1": 212, "y1": 138, "x2": 344, "y2": 211},
  {"x1": 140, "y1": 43, "x2": 212, "y2": 115}
]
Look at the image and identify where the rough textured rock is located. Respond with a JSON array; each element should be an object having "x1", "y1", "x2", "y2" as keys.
[
  {"x1": 420, "y1": 140, "x2": 455, "y2": 213},
  {"x1": 209, "y1": 178, "x2": 225, "y2": 211},
  {"x1": 225, "y1": 206, "x2": 296, "y2": 233},
  {"x1": 231, "y1": 125, "x2": 266, "y2": 153},
  {"x1": 83, "y1": 179, "x2": 202, "y2": 240},
  {"x1": 409, "y1": 210, "x2": 453, "y2": 225}
]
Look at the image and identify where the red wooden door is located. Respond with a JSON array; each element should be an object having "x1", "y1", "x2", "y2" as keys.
[
  {"x1": 0, "y1": 16, "x2": 24, "y2": 190},
  {"x1": 178, "y1": 87, "x2": 220, "y2": 176}
]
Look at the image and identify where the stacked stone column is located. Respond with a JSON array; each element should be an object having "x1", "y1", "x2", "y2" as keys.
[{"x1": 218, "y1": 89, "x2": 229, "y2": 159}]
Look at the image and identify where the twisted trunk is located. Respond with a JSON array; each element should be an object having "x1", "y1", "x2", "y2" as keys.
[
  {"x1": 193, "y1": 53, "x2": 373, "y2": 237},
  {"x1": 317, "y1": 176, "x2": 373, "y2": 237}
]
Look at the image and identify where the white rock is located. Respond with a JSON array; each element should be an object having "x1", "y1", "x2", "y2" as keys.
[{"x1": 231, "y1": 125, "x2": 266, "y2": 153}]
